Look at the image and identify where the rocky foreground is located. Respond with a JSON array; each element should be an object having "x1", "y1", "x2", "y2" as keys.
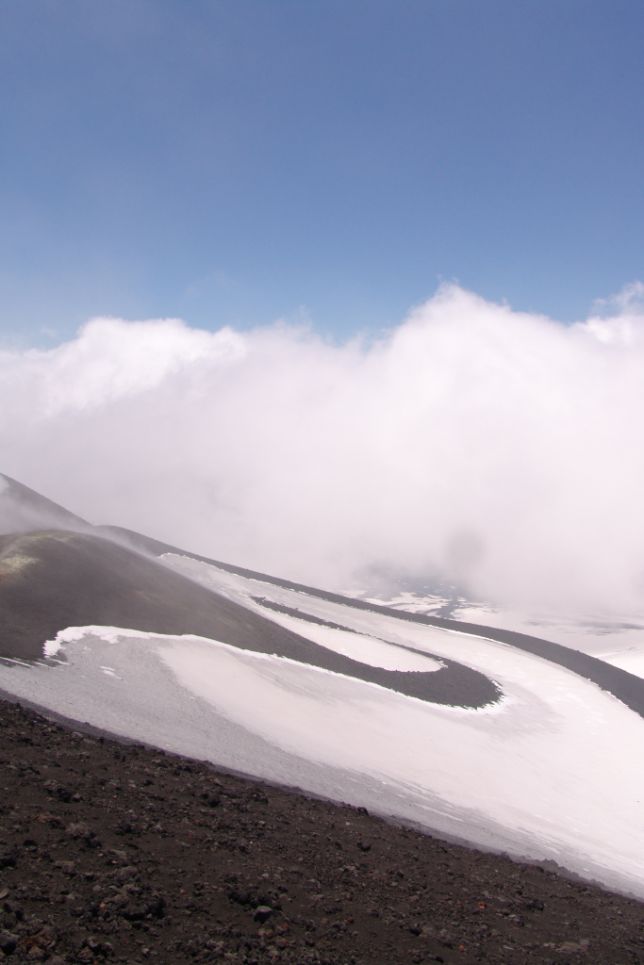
[{"x1": 0, "y1": 699, "x2": 643, "y2": 964}]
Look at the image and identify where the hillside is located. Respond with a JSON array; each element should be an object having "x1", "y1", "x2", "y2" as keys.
[
  {"x1": 1, "y1": 697, "x2": 644, "y2": 965},
  {"x1": 2, "y1": 473, "x2": 644, "y2": 959}
]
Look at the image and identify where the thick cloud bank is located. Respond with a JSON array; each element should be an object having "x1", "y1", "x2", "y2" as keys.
[{"x1": 3, "y1": 284, "x2": 644, "y2": 613}]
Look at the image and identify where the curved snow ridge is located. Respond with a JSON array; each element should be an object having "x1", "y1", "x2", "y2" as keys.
[
  {"x1": 250, "y1": 595, "x2": 509, "y2": 708},
  {"x1": 3, "y1": 623, "x2": 644, "y2": 900},
  {"x1": 251, "y1": 602, "x2": 443, "y2": 673},
  {"x1": 160, "y1": 554, "x2": 502, "y2": 709},
  {"x1": 161, "y1": 553, "x2": 644, "y2": 720},
  {"x1": 44, "y1": 624, "x2": 148, "y2": 657},
  {"x1": 44, "y1": 613, "x2": 501, "y2": 711}
]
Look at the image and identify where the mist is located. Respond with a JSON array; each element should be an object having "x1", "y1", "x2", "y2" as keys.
[{"x1": 3, "y1": 283, "x2": 644, "y2": 614}]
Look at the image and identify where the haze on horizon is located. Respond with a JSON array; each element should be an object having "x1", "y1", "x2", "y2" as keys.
[{"x1": 3, "y1": 282, "x2": 644, "y2": 615}]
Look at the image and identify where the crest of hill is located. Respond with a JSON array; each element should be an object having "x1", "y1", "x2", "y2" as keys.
[
  {"x1": 0, "y1": 528, "x2": 497, "y2": 708},
  {"x1": 4, "y1": 477, "x2": 643, "y2": 717},
  {"x1": 0, "y1": 529, "x2": 318, "y2": 662},
  {"x1": 0, "y1": 473, "x2": 89, "y2": 535}
]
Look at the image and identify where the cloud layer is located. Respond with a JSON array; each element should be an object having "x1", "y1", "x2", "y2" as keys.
[{"x1": 3, "y1": 284, "x2": 644, "y2": 614}]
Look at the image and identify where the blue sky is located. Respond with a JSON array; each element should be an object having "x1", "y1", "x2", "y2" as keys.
[{"x1": 1, "y1": 0, "x2": 643, "y2": 345}]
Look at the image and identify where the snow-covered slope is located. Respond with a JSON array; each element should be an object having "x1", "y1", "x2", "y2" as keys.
[
  {"x1": 3, "y1": 476, "x2": 644, "y2": 900},
  {"x1": 361, "y1": 588, "x2": 644, "y2": 680},
  {"x1": 2, "y1": 549, "x2": 644, "y2": 901}
]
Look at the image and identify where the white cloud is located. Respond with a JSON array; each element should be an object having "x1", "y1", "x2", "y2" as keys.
[
  {"x1": 592, "y1": 280, "x2": 644, "y2": 317},
  {"x1": 2, "y1": 283, "x2": 644, "y2": 614}
]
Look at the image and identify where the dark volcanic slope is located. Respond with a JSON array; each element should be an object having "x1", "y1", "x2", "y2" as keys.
[
  {"x1": 0, "y1": 474, "x2": 89, "y2": 534},
  {"x1": 101, "y1": 525, "x2": 644, "y2": 719},
  {"x1": 2, "y1": 697, "x2": 644, "y2": 965},
  {"x1": 0, "y1": 530, "x2": 496, "y2": 707}
]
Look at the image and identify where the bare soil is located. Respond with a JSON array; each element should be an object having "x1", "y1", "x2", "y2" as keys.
[{"x1": 1, "y1": 698, "x2": 643, "y2": 965}]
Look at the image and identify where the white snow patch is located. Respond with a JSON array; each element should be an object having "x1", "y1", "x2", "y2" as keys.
[
  {"x1": 5, "y1": 560, "x2": 644, "y2": 900},
  {"x1": 255, "y1": 610, "x2": 442, "y2": 672},
  {"x1": 600, "y1": 649, "x2": 644, "y2": 679},
  {"x1": 162, "y1": 554, "x2": 441, "y2": 672},
  {"x1": 43, "y1": 624, "x2": 141, "y2": 657}
]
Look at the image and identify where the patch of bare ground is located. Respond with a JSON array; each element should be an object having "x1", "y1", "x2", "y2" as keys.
[{"x1": 0, "y1": 698, "x2": 643, "y2": 964}]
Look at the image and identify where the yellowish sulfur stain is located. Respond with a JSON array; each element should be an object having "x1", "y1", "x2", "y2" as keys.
[
  {"x1": 0, "y1": 530, "x2": 78, "y2": 577},
  {"x1": 0, "y1": 552, "x2": 36, "y2": 575}
]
